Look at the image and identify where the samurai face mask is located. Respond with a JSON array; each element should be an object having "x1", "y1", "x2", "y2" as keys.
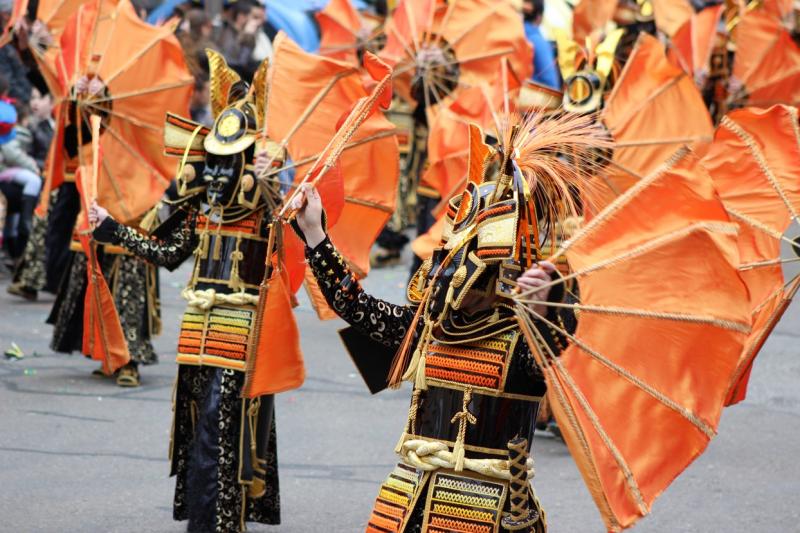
[{"x1": 202, "y1": 81, "x2": 258, "y2": 207}]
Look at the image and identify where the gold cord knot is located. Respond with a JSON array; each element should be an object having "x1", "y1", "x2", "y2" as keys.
[{"x1": 450, "y1": 387, "x2": 476, "y2": 472}]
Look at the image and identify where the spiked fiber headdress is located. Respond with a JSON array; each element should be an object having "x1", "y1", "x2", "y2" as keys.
[{"x1": 398, "y1": 111, "x2": 611, "y2": 386}]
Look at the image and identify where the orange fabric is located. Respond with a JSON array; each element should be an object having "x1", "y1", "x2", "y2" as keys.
[
  {"x1": 42, "y1": 0, "x2": 192, "y2": 223},
  {"x1": 380, "y1": 0, "x2": 532, "y2": 106},
  {"x1": 316, "y1": 0, "x2": 363, "y2": 63},
  {"x1": 75, "y1": 166, "x2": 130, "y2": 375},
  {"x1": 650, "y1": 0, "x2": 694, "y2": 37},
  {"x1": 761, "y1": 0, "x2": 793, "y2": 19},
  {"x1": 572, "y1": 0, "x2": 617, "y2": 43},
  {"x1": 528, "y1": 149, "x2": 750, "y2": 531},
  {"x1": 411, "y1": 214, "x2": 445, "y2": 260},
  {"x1": 701, "y1": 105, "x2": 800, "y2": 405},
  {"x1": 591, "y1": 34, "x2": 712, "y2": 213},
  {"x1": 0, "y1": 0, "x2": 29, "y2": 47},
  {"x1": 732, "y1": 9, "x2": 800, "y2": 106},
  {"x1": 421, "y1": 112, "x2": 469, "y2": 199},
  {"x1": 282, "y1": 225, "x2": 306, "y2": 294},
  {"x1": 244, "y1": 265, "x2": 305, "y2": 398},
  {"x1": 411, "y1": 120, "x2": 491, "y2": 261},
  {"x1": 303, "y1": 269, "x2": 339, "y2": 321},
  {"x1": 667, "y1": 5, "x2": 724, "y2": 74},
  {"x1": 268, "y1": 34, "x2": 398, "y2": 277}
]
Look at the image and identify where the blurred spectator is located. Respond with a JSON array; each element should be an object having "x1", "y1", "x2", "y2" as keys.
[
  {"x1": 177, "y1": 8, "x2": 216, "y2": 78},
  {"x1": 0, "y1": 99, "x2": 41, "y2": 265},
  {"x1": 28, "y1": 87, "x2": 54, "y2": 170},
  {"x1": 251, "y1": 3, "x2": 273, "y2": 63},
  {"x1": 0, "y1": 0, "x2": 33, "y2": 102},
  {"x1": 522, "y1": 0, "x2": 561, "y2": 90},
  {"x1": 190, "y1": 75, "x2": 213, "y2": 127},
  {"x1": 215, "y1": 0, "x2": 271, "y2": 78},
  {"x1": 12, "y1": 101, "x2": 33, "y2": 154}
]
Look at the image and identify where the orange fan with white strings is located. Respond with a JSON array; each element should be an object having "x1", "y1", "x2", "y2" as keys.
[
  {"x1": 512, "y1": 133, "x2": 751, "y2": 530},
  {"x1": 702, "y1": 105, "x2": 800, "y2": 406},
  {"x1": 589, "y1": 33, "x2": 713, "y2": 212},
  {"x1": 43, "y1": 0, "x2": 192, "y2": 223},
  {"x1": 380, "y1": 0, "x2": 531, "y2": 116}
]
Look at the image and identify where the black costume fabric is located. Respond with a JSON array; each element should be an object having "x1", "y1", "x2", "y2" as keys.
[
  {"x1": 94, "y1": 210, "x2": 281, "y2": 533},
  {"x1": 48, "y1": 248, "x2": 158, "y2": 365},
  {"x1": 307, "y1": 237, "x2": 571, "y2": 533},
  {"x1": 12, "y1": 211, "x2": 47, "y2": 291},
  {"x1": 45, "y1": 183, "x2": 80, "y2": 293}
]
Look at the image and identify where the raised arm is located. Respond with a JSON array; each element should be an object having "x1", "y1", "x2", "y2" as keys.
[
  {"x1": 294, "y1": 184, "x2": 416, "y2": 349},
  {"x1": 90, "y1": 202, "x2": 198, "y2": 271},
  {"x1": 306, "y1": 236, "x2": 416, "y2": 349}
]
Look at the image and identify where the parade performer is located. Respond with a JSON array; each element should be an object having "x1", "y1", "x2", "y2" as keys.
[
  {"x1": 37, "y1": 0, "x2": 192, "y2": 387},
  {"x1": 294, "y1": 114, "x2": 608, "y2": 533},
  {"x1": 90, "y1": 57, "x2": 283, "y2": 531},
  {"x1": 89, "y1": 36, "x2": 398, "y2": 530},
  {"x1": 45, "y1": 78, "x2": 160, "y2": 385}
]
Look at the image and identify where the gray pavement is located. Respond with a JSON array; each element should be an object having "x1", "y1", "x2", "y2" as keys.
[{"x1": 0, "y1": 257, "x2": 798, "y2": 533}]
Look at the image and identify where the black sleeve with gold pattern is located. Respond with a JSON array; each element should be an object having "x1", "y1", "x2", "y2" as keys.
[
  {"x1": 93, "y1": 211, "x2": 198, "y2": 271},
  {"x1": 306, "y1": 236, "x2": 417, "y2": 349}
]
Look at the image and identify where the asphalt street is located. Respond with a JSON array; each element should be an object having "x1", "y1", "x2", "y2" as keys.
[{"x1": 0, "y1": 257, "x2": 798, "y2": 533}]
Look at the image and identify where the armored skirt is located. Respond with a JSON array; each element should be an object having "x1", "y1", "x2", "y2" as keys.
[
  {"x1": 306, "y1": 238, "x2": 569, "y2": 533},
  {"x1": 94, "y1": 207, "x2": 281, "y2": 533}
]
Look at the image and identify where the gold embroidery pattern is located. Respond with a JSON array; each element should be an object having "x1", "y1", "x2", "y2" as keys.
[
  {"x1": 423, "y1": 472, "x2": 505, "y2": 533},
  {"x1": 367, "y1": 463, "x2": 425, "y2": 533},
  {"x1": 176, "y1": 305, "x2": 255, "y2": 371}
]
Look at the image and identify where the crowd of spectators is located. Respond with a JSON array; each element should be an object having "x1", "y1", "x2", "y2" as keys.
[
  {"x1": 0, "y1": 0, "x2": 286, "y2": 272},
  {"x1": 0, "y1": 0, "x2": 559, "y2": 272}
]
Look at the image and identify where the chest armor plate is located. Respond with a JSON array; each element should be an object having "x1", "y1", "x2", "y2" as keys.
[{"x1": 192, "y1": 210, "x2": 268, "y2": 293}]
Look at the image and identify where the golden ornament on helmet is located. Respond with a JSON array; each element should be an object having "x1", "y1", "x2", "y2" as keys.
[{"x1": 218, "y1": 113, "x2": 241, "y2": 137}]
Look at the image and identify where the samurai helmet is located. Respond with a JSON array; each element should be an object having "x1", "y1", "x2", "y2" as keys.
[
  {"x1": 556, "y1": 29, "x2": 624, "y2": 114},
  {"x1": 409, "y1": 112, "x2": 610, "y2": 318},
  {"x1": 164, "y1": 50, "x2": 285, "y2": 210}
]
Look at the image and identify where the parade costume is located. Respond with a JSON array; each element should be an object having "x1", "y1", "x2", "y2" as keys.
[
  {"x1": 48, "y1": 225, "x2": 160, "y2": 369},
  {"x1": 92, "y1": 52, "x2": 282, "y2": 530},
  {"x1": 23, "y1": 0, "x2": 192, "y2": 383},
  {"x1": 91, "y1": 35, "x2": 399, "y2": 528},
  {"x1": 302, "y1": 115, "x2": 614, "y2": 533}
]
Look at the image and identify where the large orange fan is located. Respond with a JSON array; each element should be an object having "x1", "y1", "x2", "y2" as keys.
[
  {"x1": 316, "y1": 0, "x2": 384, "y2": 64},
  {"x1": 516, "y1": 147, "x2": 751, "y2": 531},
  {"x1": 650, "y1": 0, "x2": 694, "y2": 37},
  {"x1": 591, "y1": 33, "x2": 713, "y2": 211},
  {"x1": 43, "y1": 0, "x2": 192, "y2": 224},
  {"x1": 379, "y1": 0, "x2": 532, "y2": 115},
  {"x1": 245, "y1": 48, "x2": 395, "y2": 392},
  {"x1": 667, "y1": 4, "x2": 724, "y2": 76},
  {"x1": 731, "y1": 7, "x2": 800, "y2": 107},
  {"x1": 263, "y1": 34, "x2": 399, "y2": 279},
  {"x1": 701, "y1": 105, "x2": 800, "y2": 406}
]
